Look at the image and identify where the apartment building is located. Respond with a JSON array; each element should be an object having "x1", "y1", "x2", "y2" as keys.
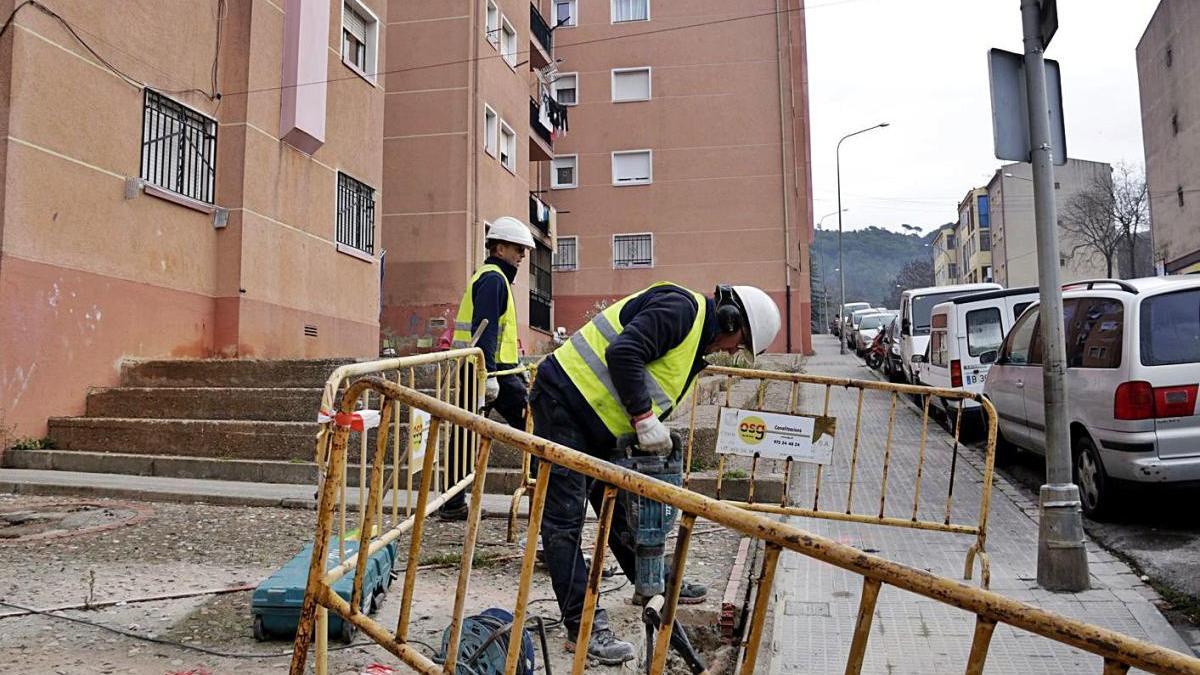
[
  {"x1": 1138, "y1": 0, "x2": 1200, "y2": 275},
  {"x1": 380, "y1": 0, "x2": 566, "y2": 353},
  {"x1": 931, "y1": 225, "x2": 958, "y2": 286},
  {"x1": 954, "y1": 187, "x2": 992, "y2": 284},
  {"x1": 0, "y1": 0, "x2": 386, "y2": 437},
  {"x1": 544, "y1": 0, "x2": 815, "y2": 354},
  {"x1": 986, "y1": 159, "x2": 1113, "y2": 287}
]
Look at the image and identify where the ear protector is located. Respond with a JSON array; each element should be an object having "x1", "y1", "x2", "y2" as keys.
[{"x1": 714, "y1": 285, "x2": 744, "y2": 335}]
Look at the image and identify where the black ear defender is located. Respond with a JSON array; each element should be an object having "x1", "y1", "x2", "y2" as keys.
[{"x1": 714, "y1": 285, "x2": 743, "y2": 334}]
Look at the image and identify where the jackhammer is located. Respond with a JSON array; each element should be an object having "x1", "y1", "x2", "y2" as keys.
[{"x1": 612, "y1": 433, "x2": 708, "y2": 674}]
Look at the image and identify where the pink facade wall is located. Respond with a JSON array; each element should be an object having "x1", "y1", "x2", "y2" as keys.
[
  {"x1": 0, "y1": 0, "x2": 386, "y2": 438},
  {"x1": 280, "y1": 0, "x2": 331, "y2": 154}
]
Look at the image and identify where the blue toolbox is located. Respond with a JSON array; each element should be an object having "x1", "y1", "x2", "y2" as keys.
[{"x1": 252, "y1": 537, "x2": 398, "y2": 643}]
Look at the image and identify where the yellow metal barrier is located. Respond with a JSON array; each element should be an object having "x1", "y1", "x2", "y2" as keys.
[
  {"x1": 692, "y1": 364, "x2": 998, "y2": 588},
  {"x1": 290, "y1": 371, "x2": 1200, "y2": 675}
]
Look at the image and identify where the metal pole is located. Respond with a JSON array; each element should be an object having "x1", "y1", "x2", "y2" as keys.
[
  {"x1": 1020, "y1": 0, "x2": 1089, "y2": 591},
  {"x1": 835, "y1": 126, "x2": 888, "y2": 354}
]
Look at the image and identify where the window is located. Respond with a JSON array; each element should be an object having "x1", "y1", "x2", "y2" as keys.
[
  {"x1": 613, "y1": 233, "x2": 652, "y2": 268},
  {"x1": 140, "y1": 89, "x2": 218, "y2": 204},
  {"x1": 483, "y1": 105, "x2": 498, "y2": 157},
  {"x1": 612, "y1": 67, "x2": 651, "y2": 102},
  {"x1": 500, "y1": 16, "x2": 517, "y2": 67},
  {"x1": 1001, "y1": 309, "x2": 1038, "y2": 365},
  {"x1": 553, "y1": 236, "x2": 578, "y2": 271},
  {"x1": 529, "y1": 243, "x2": 553, "y2": 331},
  {"x1": 978, "y1": 194, "x2": 990, "y2": 228},
  {"x1": 342, "y1": 1, "x2": 378, "y2": 77},
  {"x1": 551, "y1": 155, "x2": 577, "y2": 188},
  {"x1": 980, "y1": 231, "x2": 991, "y2": 252},
  {"x1": 930, "y1": 329, "x2": 947, "y2": 367},
  {"x1": 612, "y1": 150, "x2": 652, "y2": 185},
  {"x1": 948, "y1": 263, "x2": 958, "y2": 279},
  {"x1": 1013, "y1": 301, "x2": 1033, "y2": 322},
  {"x1": 1141, "y1": 288, "x2": 1200, "y2": 366},
  {"x1": 966, "y1": 308, "x2": 1003, "y2": 357},
  {"x1": 612, "y1": 0, "x2": 648, "y2": 22},
  {"x1": 336, "y1": 172, "x2": 375, "y2": 254},
  {"x1": 911, "y1": 291, "x2": 968, "y2": 336},
  {"x1": 552, "y1": 73, "x2": 578, "y2": 105},
  {"x1": 554, "y1": 0, "x2": 576, "y2": 26},
  {"x1": 1064, "y1": 298, "x2": 1124, "y2": 369},
  {"x1": 499, "y1": 121, "x2": 516, "y2": 172},
  {"x1": 485, "y1": 0, "x2": 499, "y2": 47}
]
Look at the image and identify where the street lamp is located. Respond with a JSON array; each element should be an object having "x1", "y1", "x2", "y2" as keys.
[
  {"x1": 836, "y1": 122, "x2": 890, "y2": 354},
  {"x1": 816, "y1": 209, "x2": 846, "y2": 333},
  {"x1": 1004, "y1": 172, "x2": 1033, "y2": 182}
]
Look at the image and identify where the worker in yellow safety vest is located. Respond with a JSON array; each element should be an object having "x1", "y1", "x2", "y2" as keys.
[
  {"x1": 440, "y1": 216, "x2": 536, "y2": 520},
  {"x1": 529, "y1": 283, "x2": 781, "y2": 664}
]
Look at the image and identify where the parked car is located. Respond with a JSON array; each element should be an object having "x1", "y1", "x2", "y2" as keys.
[
  {"x1": 853, "y1": 311, "x2": 898, "y2": 356},
  {"x1": 982, "y1": 277, "x2": 1200, "y2": 518},
  {"x1": 846, "y1": 308, "x2": 880, "y2": 350},
  {"x1": 835, "y1": 302, "x2": 871, "y2": 337},
  {"x1": 880, "y1": 316, "x2": 905, "y2": 381},
  {"x1": 899, "y1": 283, "x2": 1002, "y2": 383},
  {"x1": 916, "y1": 287, "x2": 1038, "y2": 432}
]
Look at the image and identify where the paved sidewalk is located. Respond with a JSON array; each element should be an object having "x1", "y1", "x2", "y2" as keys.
[{"x1": 765, "y1": 335, "x2": 1191, "y2": 674}]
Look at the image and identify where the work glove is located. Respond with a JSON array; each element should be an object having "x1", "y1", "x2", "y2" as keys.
[
  {"x1": 484, "y1": 377, "x2": 500, "y2": 405},
  {"x1": 633, "y1": 413, "x2": 672, "y2": 454}
]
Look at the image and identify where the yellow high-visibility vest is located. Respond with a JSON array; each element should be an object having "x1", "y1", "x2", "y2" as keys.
[
  {"x1": 452, "y1": 264, "x2": 519, "y2": 364},
  {"x1": 554, "y1": 283, "x2": 707, "y2": 436}
]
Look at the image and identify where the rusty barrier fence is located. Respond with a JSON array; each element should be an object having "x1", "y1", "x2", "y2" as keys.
[
  {"x1": 290, "y1": 369, "x2": 1200, "y2": 675},
  {"x1": 689, "y1": 365, "x2": 998, "y2": 588}
]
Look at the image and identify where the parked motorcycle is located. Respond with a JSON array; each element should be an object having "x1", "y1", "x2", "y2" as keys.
[{"x1": 865, "y1": 331, "x2": 886, "y2": 371}]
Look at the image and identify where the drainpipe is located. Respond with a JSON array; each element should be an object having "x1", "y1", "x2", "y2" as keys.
[
  {"x1": 774, "y1": 0, "x2": 793, "y2": 353},
  {"x1": 468, "y1": 0, "x2": 481, "y2": 279}
]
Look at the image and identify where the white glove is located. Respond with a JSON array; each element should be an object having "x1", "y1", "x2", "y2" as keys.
[
  {"x1": 484, "y1": 377, "x2": 500, "y2": 405},
  {"x1": 634, "y1": 414, "x2": 672, "y2": 454}
]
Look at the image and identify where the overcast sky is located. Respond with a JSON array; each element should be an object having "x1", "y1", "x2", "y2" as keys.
[{"x1": 805, "y1": 0, "x2": 1160, "y2": 234}]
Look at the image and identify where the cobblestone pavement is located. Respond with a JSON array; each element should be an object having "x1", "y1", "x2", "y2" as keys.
[{"x1": 764, "y1": 335, "x2": 1192, "y2": 674}]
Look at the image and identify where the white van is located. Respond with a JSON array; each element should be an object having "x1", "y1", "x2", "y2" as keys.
[
  {"x1": 917, "y1": 287, "x2": 1038, "y2": 429},
  {"x1": 836, "y1": 302, "x2": 871, "y2": 337},
  {"x1": 899, "y1": 282, "x2": 1001, "y2": 383}
]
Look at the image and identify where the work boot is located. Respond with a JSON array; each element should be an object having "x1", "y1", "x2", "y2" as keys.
[
  {"x1": 436, "y1": 502, "x2": 469, "y2": 521},
  {"x1": 632, "y1": 580, "x2": 708, "y2": 606},
  {"x1": 565, "y1": 627, "x2": 635, "y2": 666}
]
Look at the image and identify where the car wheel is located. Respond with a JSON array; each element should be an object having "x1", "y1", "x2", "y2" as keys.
[
  {"x1": 1074, "y1": 435, "x2": 1112, "y2": 520},
  {"x1": 252, "y1": 615, "x2": 267, "y2": 642}
]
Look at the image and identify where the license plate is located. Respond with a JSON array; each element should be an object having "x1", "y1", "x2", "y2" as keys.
[{"x1": 964, "y1": 371, "x2": 987, "y2": 386}]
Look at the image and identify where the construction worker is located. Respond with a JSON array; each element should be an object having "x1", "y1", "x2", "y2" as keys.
[
  {"x1": 439, "y1": 217, "x2": 536, "y2": 520},
  {"x1": 529, "y1": 283, "x2": 781, "y2": 664}
]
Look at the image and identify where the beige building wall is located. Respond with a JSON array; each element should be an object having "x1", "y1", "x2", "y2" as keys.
[
  {"x1": 931, "y1": 226, "x2": 958, "y2": 286},
  {"x1": 381, "y1": 0, "x2": 557, "y2": 353},
  {"x1": 988, "y1": 159, "x2": 1113, "y2": 287},
  {"x1": 544, "y1": 0, "x2": 814, "y2": 354},
  {"x1": 1138, "y1": 0, "x2": 1200, "y2": 274},
  {"x1": 955, "y1": 187, "x2": 992, "y2": 284},
  {"x1": 0, "y1": 0, "x2": 386, "y2": 437}
]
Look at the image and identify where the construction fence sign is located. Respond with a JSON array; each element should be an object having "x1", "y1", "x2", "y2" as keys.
[
  {"x1": 715, "y1": 407, "x2": 836, "y2": 465},
  {"x1": 408, "y1": 408, "x2": 432, "y2": 469}
]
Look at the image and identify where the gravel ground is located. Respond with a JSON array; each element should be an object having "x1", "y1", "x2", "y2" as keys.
[{"x1": 0, "y1": 493, "x2": 743, "y2": 674}]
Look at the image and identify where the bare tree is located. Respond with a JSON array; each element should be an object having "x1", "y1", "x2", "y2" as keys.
[
  {"x1": 883, "y1": 258, "x2": 934, "y2": 306},
  {"x1": 1059, "y1": 163, "x2": 1150, "y2": 278}
]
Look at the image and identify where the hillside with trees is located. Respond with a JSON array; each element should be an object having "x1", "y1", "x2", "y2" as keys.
[{"x1": 810, "y1": 226, "x2": 940, "y2": 328}]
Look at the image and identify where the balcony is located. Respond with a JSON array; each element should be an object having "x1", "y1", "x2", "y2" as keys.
[
  {"x1": 530, "y1": 4, "x2": 553, "y2": 69},
  {"x1": 529, "y1": 192, "x2": 555, "y2": 238},
  {"x1": 529, "y1": 96, "x2": 560, "y2": 161}
]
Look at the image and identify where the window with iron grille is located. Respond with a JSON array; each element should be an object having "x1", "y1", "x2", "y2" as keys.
[
  {"x1": 529, "y1": 243, "x2": 553, "y2": 331},
  {"x1": 613, "y1": 233, "x2": 652, "y2": 268},
  {"x1": 337, "y1": 172, "x2": 375, "y2": 254},
  {"x1": 553, "y1": 236, "x2": 577, "y2": 271},
  {"x1": 140, "y1": 89, "x2": 217, "y2": 204}
]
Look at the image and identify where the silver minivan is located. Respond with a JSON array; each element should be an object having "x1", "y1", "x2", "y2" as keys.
[{"x1": 983, "y1": 277, "x2": 1200, "y2": 518}]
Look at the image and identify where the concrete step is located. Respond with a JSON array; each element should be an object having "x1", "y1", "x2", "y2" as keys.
[
  {"x1": 2, "y1": 448, "x2": 781, "y2": 502},
  {"x1": 85, "y1": 387, "x2": 324, "y2": 421},
  {"x1": 118, "y1": 358, "x2": 451, "y2": 390},
  {"x1": 45, "y1": 417, "x2": 325, "y2": 461}
]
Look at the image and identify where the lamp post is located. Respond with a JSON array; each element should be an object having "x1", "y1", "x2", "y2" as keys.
[
  {"x1": 816, "y1": 209, "x2": 846, "y2": 333},
  {"x1": 837, "y1": 123, "x2": 890, "y2": 354}
]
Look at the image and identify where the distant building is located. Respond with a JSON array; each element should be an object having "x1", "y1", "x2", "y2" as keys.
[
  {"x1": 931, "y1": 225, "x2": 959, "y2": 286},
  {"x1": 1137, "y1": 0, "x2": 1200, "y2": 275},
  {"x1": 955, "y1": 187, "x2": 992, "y2": 284},
  {"x1": 986, "y1": 159, "x2": 1113, "y2": 287}
]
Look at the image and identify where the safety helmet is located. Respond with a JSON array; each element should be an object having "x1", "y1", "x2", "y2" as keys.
[
  {"x1": 486, "y1": 216, "x2": 536, "y2": 249},
  {"x1": 731, "y1": 285, "x2": 781, "y2": 355}
]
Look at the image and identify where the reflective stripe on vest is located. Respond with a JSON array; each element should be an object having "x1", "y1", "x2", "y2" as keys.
[
  {"x1": 554, "y1": 283, "x2": 707, "y2": 436},
  {"x1": 451, "y1": 264, "x2": 519, "y2": 363}
]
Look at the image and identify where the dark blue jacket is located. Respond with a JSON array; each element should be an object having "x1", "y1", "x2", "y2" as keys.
[
  {"x1": 471, "y1": 256, "x2": 518, "y2": 372},
  {"x1": 534, "y1": 285, "x2": 718, "y2": 449}
]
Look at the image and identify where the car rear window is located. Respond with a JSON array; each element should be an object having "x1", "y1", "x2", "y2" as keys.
[
  {"x1": 966, "y1": 307, "x2": 1003, "y2": 357},
  {"x1": 1140, "y1": 288, "x2": 1200, "y2": 366},
  {"x1": 860, "y1": 315, "x2": 886, "y2": 329},
  {"x1": 1064, "y1": 297, "x2": 1124, "y2": 368}
]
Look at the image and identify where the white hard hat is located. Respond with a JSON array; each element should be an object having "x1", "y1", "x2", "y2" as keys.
[
  {"x1": 732, "y1": 285, "x2": 781, "y2": 355},
  {"x1": 486, "y1": 216, "x2": 536, "y2": 249}
]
